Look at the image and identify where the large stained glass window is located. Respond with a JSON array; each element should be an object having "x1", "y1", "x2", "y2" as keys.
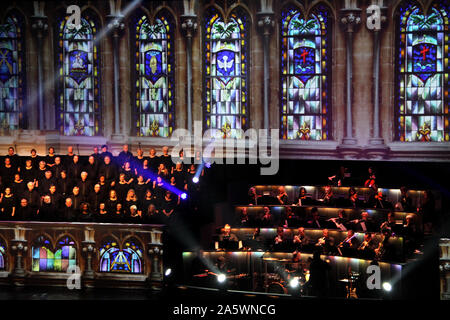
[
  {"x1": 32, "y1": 236, "x2": 77, "y2": 272},
  {"x1": 396, "y1": 2, "x2": 449, "y2": 142},
  {"x1": 280, "y1": 5, "x2": 332, "y2": 140},
  {"x1": 99, "y1": 238, "x2": 143, "y2": 273},
  {"x1": 0, "y1": 13, "x2": 25, "y2": 133},
  {"x1": 132, "y1": 11, "x2": 175, "y2": 137},
  {"x1": 204, "y1": 7, "x2": 249, "y2": 139},
  {"x1": 56, "y1": 11, "x2": 101, "y2": 136},
  {"x1": 0, "y1": 239, "x2": 5, "y2": 270}
]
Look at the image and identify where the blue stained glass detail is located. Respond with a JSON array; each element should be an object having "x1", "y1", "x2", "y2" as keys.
[
  {"x1": 31, "y1": 236, "x2": 76, "y2": 272},
  {"x1": 280, "y1": 4, "x2": 331, "y2": 140},
  {"x1": 68, "y1": 50, "x2": 89, "y2": 84},
  {"x1": 99, "y1": 238, "x2": 143, "y2": 274},
  {"x1": 0, "y1": 240, "x2": 5, "y2": 270},
  {"x1": 0, "y1": 13, "x2": 25, "y2": 132},
  {"x1": 144, "y1": 50, "x2": 163, "y2": 84},
  {"x1": 396, "y1": 2, "x2": 449, "y2": 142}
]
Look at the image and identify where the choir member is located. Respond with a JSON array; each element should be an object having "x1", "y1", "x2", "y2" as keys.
[
  {"x1": 91, "y1": 146, "x2": 101, "y2": 163},
  {"x1": 0, "y1": 187, "x2": 15, "y2": 220},
  {"x1": 172, "y1": 162, "x2": 186, "y2": 190},
  {"x1": 1, "y1": 157, "x2": 17, "y2": 187},
  {"x1": 97, "y1": 175, "x2": 110, "y2": 199},
  {"x1": 39, "y1": 195, "x2": 57, "y2": 222},
  {"x1": 159, "y1": 146, "x2": 173, "y2": 173},
  {"x1": 96, "y1": 203, "x2": 109, "y2": 222},
  {"x1": 22, "y1": 181, "x2": 41, "y2": 211},
  {"x1": 36, "y1": 160, "x2": 47, "y2": 182},
  {"x1": 48, "y1": 185, "x2": 62, "y2": 210},
  {"x1": 134, "y1": 148, "x2": 145, "y2": 171},
  {"x1": 118, "y1": 144, "x2": 134, "y2": 166},
  {"x1": 84, "y1": 156, "x2": 98, "y2": 183},
  {"x1": 52, "y1": 157, "x2": 65, "y2": 179},
  {"x1": 11, "y1": 173, "x2": 25, "y2": 196},
  {"x1": 21, "y1": 158, "x2": 36, "y2": 184},
  {"x1": 161, "y1": 190, "x2": 176, "y2": 219},
  {"x1": 105, "y1": 189, "x2": 119, "y2": 214},
  {"x1": 65, "y1": 146, "x2": 75, "y2": 166},
  {"x1": 153, "y1": 176, "x2": 165, "y2": 205},
  {"x1": 140, "y1": 189, "x2": 156, "y2": 214},
  {"x1": 128, "y1": 205, "x2": 142, "y2": 224},
  {"x1": 148, "y1": 148, "x2": 159, "y2": 173},
  {"x1": 134, "y1": 174, "x2": 150, "y2": 202},
  {"x1": 115, "y1": 173, "x2": 131, "y2": 203},
  {"x1": 29, "y1": 148, "x2": 40, "y2": 168},
  {"x1": 124, "y1": 189, "x2": 139, "y2": 219},
  {"x1": 111, "y1": 203, "x2": 124, "y2": 223},
  {"x1": 100, "y1": 145, "x2": 113, "y2": 163},
  {"x1": 57, "y1": 170, "x2": 72, "y2": 198},
  {"x1": 15, "y1": 198, "x2": 34, "y2": 221},
  {"x1": 88, "y1": 184, "x2": 105, "y2": 215},
  {"x1": 121, "y1": 161, "x2": 135, "y2": 184},
  {"x1": 157, "y1": 163, "x2": 170, "y2": 180},
  {"x1": 45, "y1": 147, "x2": 56, "y2": 167},
  {"x1": 68, "y1": 155, "x2": 83, "y2": 181},
  {"x1": 99, "y1": 156, "x2": 117, "y2": 187},
  {"x1": 143, "y1": 204, "x2": 160, "y2": 224},
  {"x1": 62, "y1": 197, "x2": 76, "y2": 222},
  {"x1": 38, "y1": 170, "x2": 56, "y2": 196},
  {"x1": 77, "y1": 171, "x2": 92, "y2": 201},
  {"x1": 276, "y1": 186, "x2": 289, "y2": 205},
  {"x1": 78, "y1": 203, "x2": 94, "y2": 222},
  {"x1": 70, "y1": 186, "x2": 83, "y2": 211}
]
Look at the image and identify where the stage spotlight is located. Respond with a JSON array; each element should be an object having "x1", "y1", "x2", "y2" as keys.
[
  {"x1": 382, "y1": 282, "x2": 392, "y2": 292},
  {"x1": 205, "y1": 162, "x2": 211, "y2": 168},
  {"x1": 289, "y1": 278, "x2": 299, "y2": 289},
  {"x1": 192, "y1": 177, "x2": 199, "y2": 184},
  {"x1": 165, "y1": 268, "x2": 172, "y2": 277},
  {"x1": 180, "y1": 193, "x2": 187, "y2": 200},
  {"x1": 217, "y1": 273, "x2": 226, "y2": 283}
]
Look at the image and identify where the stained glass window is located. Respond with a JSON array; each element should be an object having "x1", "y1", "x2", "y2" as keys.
[
  {"x1": 0, "y1": 13, "x2": 25, "y2": 133},
  {"x1": 280, "y1": 4, "x2": 332, "y2": 140},
  {"x1": 56, "y1": 11, "x2": 101, "y2": 136},
  {"x1": 396, "y1": 2, "x2": 449, "y2": 142},
  {"x1": 99, "y1": 238, "x2": 143, "y2": 273},
  {"x1": 204, "y1": 7, "x2": 249, "y2": 139},
  {"x1": 132, "y1": 11, "x2": 175, "y2": 137},
  {"x1": 32, "y1": 236, "x2": 76, "y2": 272},
  {"x1": 0, "y1": 239, "x2": 5, "y2": 270}
]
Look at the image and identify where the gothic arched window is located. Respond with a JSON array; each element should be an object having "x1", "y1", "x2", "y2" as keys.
[
  {"x1": 0, "y1": 13, "x2": 25, "y2": 133},
  {"x1": 132, "y1": 10, "x2": 175, "y2": 137},
  {"x1": 396, "y1": 2, "x2": 449, "y2": 142},
  {"x1": 99, "y1": 238, "x2": 143, "y2": 273},
  {"x1": 203, "y1": 6, "x2": 250, "y2": 139},
  {"x1": 32, "y1": 235, "x2": 77, "y2": 272},
  {"x1": 56, "y1": 10, "x2": 101, "y2": 136},
  {"x1": 280, "y1": 4, "x2": 332, "y2": 140},
  {"x1": 0, "y1": 239, "x2": 6, "y2": 270}
]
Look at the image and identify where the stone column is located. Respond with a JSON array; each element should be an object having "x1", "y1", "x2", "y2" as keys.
[
  {"x1": 337, "y1": 7, "x2": 362, "y2": 159},
  {"x1": 366, "y1": 4, "x2": 390, "y2": 159},
  {"x1": 181, "y1": 15, "x2": 198, "y2": 134},
  {"x1": 107, "y1": 15, "x2": 125, "y2": 142},
  {"x1": 31, "y1": 12, "x2": 48, "y2": 131},
  {"x1": 81, "y1": 227, "x2": 96, "y2": 288},
  {"x1": 147, "y1": 229, "x2": 163, "y2": 290},
  {"x1": 257, "y1": 11, "x2": 275, "y2": 130},
  {"x1": 11, "y1": 227, "x2": 28, "y2": 286}
]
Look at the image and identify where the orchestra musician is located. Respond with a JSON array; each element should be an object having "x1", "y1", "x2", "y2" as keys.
[
  {"x1": 276, "y1": 186, "x2": 289, "y2": 205},
  {"x1": 328, "y1": 166, "x2": 348, "y2": 187},
  {"x1": 315, "y1": 229, "x2": 335, "y2": 255},
  {"x1": 374, "y1": 229, "x2": 394, "y2": 262},
  {"x1": 248, "y1": 187, "x2": 260, "y2": 206},
  {"x1": 358, "y1": 232, "x2": 376, "y2": 259},
  {"x1": 321, "y1": 185, "x2": 335, "y2": 206},
  {"x1": 307, "y1": 207, "x2": 325, "y2": 228},
  {"x1": 396, "y1": 186, "x2": 413, "y2": 212},
  {"x1": 293, "y1": 227, "x2": 310, "y2": 251},
  {"x1": 283, "y1": 206, "x2": 300, "y2": 228},
  {"x1": 295, "y1": 187, "x2": 311, "y2": 206},
  {"x1": 337, "y1": 229, "x2": 360, "y2": 257},
  {"x1": 364, "y1": 167, "x2": 376, "y2": 188},
  {"x1": 348, "y1": 187, "x2": 360, "y2": 208},
  {"x1": 273, "y1": 227, "x2": 287, "y2": 250},
  {"x1": 350, "y1": 211, "x2": 376, "y2": 233},
  {"x1": 327, "y1": 209, "x2": 348, "y2": 231}
]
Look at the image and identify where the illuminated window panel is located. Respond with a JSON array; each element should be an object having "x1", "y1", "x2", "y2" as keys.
[
  {"x1": 204, "y1": 7, "x2": 249, "y2": 139},
  {"x1": 132, "y1": 11, "x2": 175, "y2": 137},
  {"x1": 32, "y1": 236, "x2": 76, "y2": 272},
  {"x1": 56, "y1": 11, "x2": 101, "y2": 136},
  {"x1": 0, "y1": 13, "x2": 25, "y2": 132},
  {"x1": 99, "y1": 238, "x2": 143, "y2": 274},
  {"x1": 280, "y1": 4, "x2": 332, "y2": 140},
  {"x1": 396, "y1": 2, "x2": 449, "y2": 142},
  {"x1": 0, "y1": 240, "x2": 5, "y2": 270}
]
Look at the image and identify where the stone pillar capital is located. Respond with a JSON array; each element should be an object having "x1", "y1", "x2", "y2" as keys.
[
  {"x1": 31, "y1": 15, "x2": 48, "y2": 39},
  {"x1": 340, "y1": 8, "x2": 362, "y2": 33},
  {"x1": 257, "y1": 11, "x2": 275, "y2": 37},
  {"x1": 107, "y1": 15, "x2": 125, "y2": 37},
  {"x1": 181, "y1": 15, "x2": 198, "y2": 39}
]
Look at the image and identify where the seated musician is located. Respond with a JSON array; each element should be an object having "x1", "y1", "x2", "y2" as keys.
[
  {"x1": 295, "y1": 187, "x2": 312, "y2": 206},
  {"x1": 337, "y1": 229, "x2": 360, "y2": 257},
  {"x1": 237, "y1": 207, "x2": 253, "y2": 227},
  {"x1": 327, "y1": 209, "x2": 348, "y2": 231},
  {"x1": 293, "y1": 227, "x2": 310, "y2": 251},
  {"x1": 380, "y1": 211, "x2": 402, "y2": 236},
  {"x1": 315, "y1": 229, "x2": 335, "y2": 255},
  {"x1": 350, "y1": 211, "x2": 376, "y2": 233},
  {"x1": 321, "y1": 185, "x2": 335, "y2": 206},
  {"x1": 358, "y1": 232, "x2": 376, "y2": 260},
  {"x1": 307, "y1": 207, "x2": 325, "y2": 229},
  {"x1": 273, "y1": 227, "x2": 288, "y2": 251},
  {"x1": 374, "y1": 229, "x2": 395, "y2": 262},
  {"x1": 403, "y1": 214, "x2": 422, "y2": 257},
  {"x1": 283, "y1": 206, "x2": 300, "y2": 228},
  {"x1": 369, "y1": 188, "x2": 392, "y2": 210},
  {"x1": 216, "y1": 224, "x2": 239, "y2": 250},
  {"x1": 396, "y1": 186, "x2": 413, "y2": 212},
  {"x1": 258, "y1": 206, "x2": 274, "y2": 227},
  {"x1": 248, "y1": 187, "x2": 261, "y2": 206},
  {"x1": 286, "y1": 251, "x2": 308, "y2": 291},
  {"x1": 364, "y1": 167, "x2": 376, "y2": 188},
  {"x1": 276, "y1": 186, "x2": 289, "y2": 205},
  {"x1": 348, "y1": 187, "x2": 361, "y2": 208},
  {"x1": 328, "y1": 166, "x2": 348, "y2": 187}
]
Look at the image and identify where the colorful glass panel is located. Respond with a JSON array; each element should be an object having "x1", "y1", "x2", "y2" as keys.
[
  {"x1": 280, "y1": 5, "x2": 331, "y2": 140},
  {"x1": 99, "y1": 238, "x2": 143, "y2": 274},
  {"x1": 0, "y1": 14, "x2": 24, "y2": 132},
  {"x1": 204, "y1": 7, "x2": 249, "y2": 138},
  {"x1": 133, "y1": 12, "x2": 175, "y2": 137},
  {"x1": 32, "y1": 236, "x2": 76, "y2": 272},
  {"x1": 56, "y1": 12, "x2": 101, "y2": 136},
  {"x1": 396, "y1": 2, "x2": 449, "y2": 141},
  {"x1": 0, "y1": 240, "x2": 5, "y2": 270}
]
